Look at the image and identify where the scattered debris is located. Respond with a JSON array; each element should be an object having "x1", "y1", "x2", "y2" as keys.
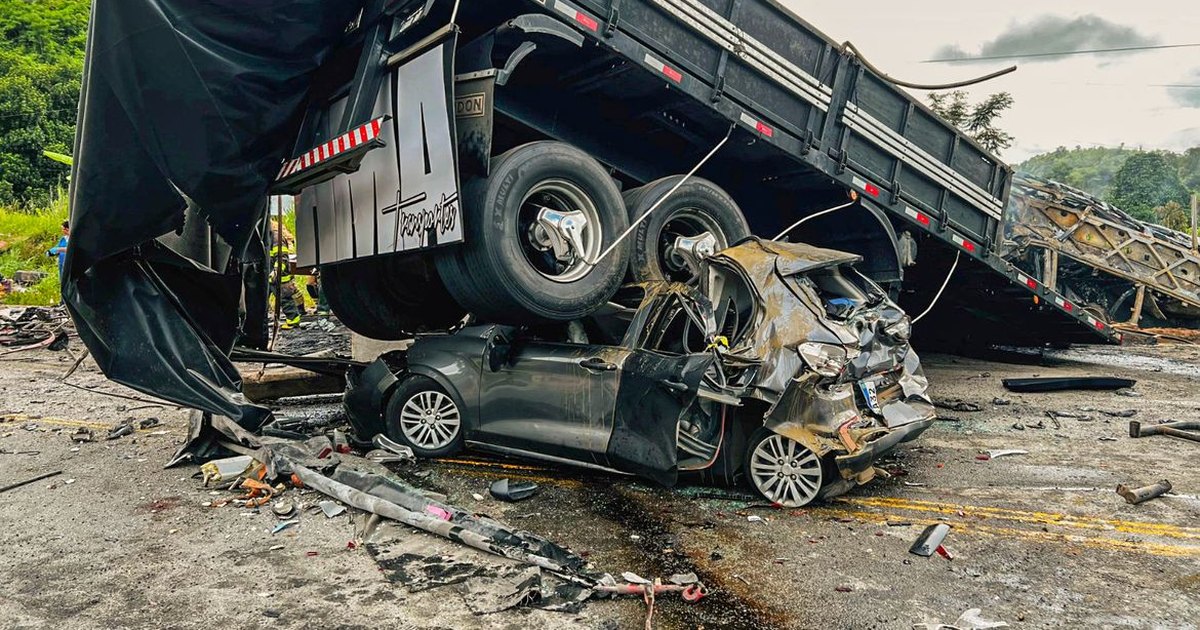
[
  {"x1": 916, "y1": 607, "x2": 1010, "y2": 629},
  {"x1": 746, "y1": 515, "x2": 767, "y2": 524},
  {"x1": 1116, "y1": 480, "x2": 1172, "y2": 505},
  {"x1": 1011, "y1": 423, "x2": 1025, "y2": 431},
  {"x1": 0, "y1": 470, "x2": 62, "y2": 494},
  {"x1": 991, "y1": 397, "x2": 1011, "y2": 406},
  {"x1": 1129, "y1": 420, "x2": 1200, "y2": 443},
  {"x1": 987, "y1": 449, "x2": 1028, "y2": 459},
  {"x1": 489, "y1": 478, "x2": 538, "y2": 502},
  {"x1": 271, "y1": 500, "x2": 296, "y2": 518},
  {"x1": 200, "y1": 455, "x2": 256, "y2": 485},
  {"x1": 106, "y1": 420, "x2": 134, "y2": 440},
  {"x1": 1002, "y1": 377, "x2": 1136, "y2": 393},
  {"x1": 139, "y1": 417, "x2": 161, "y2": 429},
  {"x1": 621, "y1": 572, "x2": 651, "y2": 585},
  {"x1": 271, "y1": 520, "x2": 299, "y2": 535},
  {"x1": 909, "y1": 523, "x2": 950, "y2": 557},
  {"x1": 318, "y1": 501, "x2": 346, "y2": 518},
  {"x1": 70, "y1": 427, "x2": 95, "y2": 443},
  {"x1": 934, "y1": 399, "x2": 982, "y2": 412}
]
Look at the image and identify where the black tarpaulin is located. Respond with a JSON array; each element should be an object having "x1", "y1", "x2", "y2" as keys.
[{"x1": 65, "y1": 0, "x2": 364, "y2": 427}]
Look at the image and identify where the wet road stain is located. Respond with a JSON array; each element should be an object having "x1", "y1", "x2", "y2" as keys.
[{"x1": 586, "y1": 484, "x2": 788, "y2": 630}]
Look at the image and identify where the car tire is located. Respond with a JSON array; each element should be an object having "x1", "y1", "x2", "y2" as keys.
[
  {"x1": 625, "y1": 176, "x2": 750, "y2": 284},
  {"x1": 322, "y1": 253, "x2": 466, "y2": 340},
  {"x1": 743, "y1": 427, "x2": 825, "y2": 507},
  {"x1": 435, "y1": 141, "x2": 629, "y2": 323},
  {"x1": 384, "y1": 375, "x2": 464, "y2": 458}
]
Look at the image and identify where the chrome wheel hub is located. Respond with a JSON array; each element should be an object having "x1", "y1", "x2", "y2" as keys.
[
  {"x1": 519, "y1": 179, "x2": 603, "y2": 283},
  {"x1": 399, "y1": 390, "x2": 460, "y2": 450},
  {"x1": 749, "y1": 434, "x2": 823, "y2": 507}
]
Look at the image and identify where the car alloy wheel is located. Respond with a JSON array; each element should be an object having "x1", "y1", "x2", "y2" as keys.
[
  {"x1": 747, "y1": 433, "x2": 823, "y2": 507},
  {"x1": 398, "y1": 390, "x2": 461, "y2": 451}
]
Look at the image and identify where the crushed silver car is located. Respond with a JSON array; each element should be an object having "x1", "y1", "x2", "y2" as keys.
[{"x1": 346, "y1": 237, "x2": 936, "y2": 506}]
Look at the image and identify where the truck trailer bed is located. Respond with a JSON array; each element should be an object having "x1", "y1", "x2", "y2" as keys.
[{"x1": 504, "y1": 0, "x2": 1119, "y2": 342}]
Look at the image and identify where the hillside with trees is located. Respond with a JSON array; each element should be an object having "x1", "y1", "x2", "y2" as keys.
[
  {"x1": 1017, "y1": 146, "x2": 1199, "y2": 226},
  {"x1": 0, "y1": 0, "x2": 90, "y2": 207}
]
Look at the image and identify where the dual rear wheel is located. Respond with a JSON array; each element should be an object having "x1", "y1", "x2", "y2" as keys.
[{"x1": 322, "y1": 141, "x2": 749, "y2": 333}]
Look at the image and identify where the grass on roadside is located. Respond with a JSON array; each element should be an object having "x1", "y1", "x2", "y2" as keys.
[{"x1": 0, "y1": 196, "x2": 69, "y2": 306}]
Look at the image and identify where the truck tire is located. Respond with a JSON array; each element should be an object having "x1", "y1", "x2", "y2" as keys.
[
  {"x1": 436, "y1": 141, "x2": 629, "y2": 322},
  {"x1": 322, "y1": 253, "x2": 465, "y2": 340},
  {"x1": 625, "y1": 176, "x2": 750, "y2": 284}
]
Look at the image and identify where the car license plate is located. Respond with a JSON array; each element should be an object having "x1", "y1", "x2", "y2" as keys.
[{"x1": 858, "y1": 379, "x2": 881, "y2": 414}]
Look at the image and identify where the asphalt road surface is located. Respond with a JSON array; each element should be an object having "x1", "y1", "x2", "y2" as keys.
[{"x1": 1, "y1": 339, "x2": 1197, "y2": 629}]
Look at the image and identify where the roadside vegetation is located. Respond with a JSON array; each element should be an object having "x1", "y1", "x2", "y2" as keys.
[{"x1": 0, "y1": 195, "x2": 68, "y2": 305}]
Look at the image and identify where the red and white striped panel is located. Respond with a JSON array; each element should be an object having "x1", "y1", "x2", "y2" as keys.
[
  {"x1": 550, "y1": 0, "x2": 598, "y2": 31},
  {"x1": 276, "y1": 117, "x2": 385, "y2": 182},
  {"x1": 1086, "y1": 315, "x2": 1106, "y2": 330},
  {"x1": 850, "y1": 176, "x2": 880, "y2": 198},
  {"x1": 1016, "y1": 272, "x2": 1038, "y2": 290},
  {"x1": 903, "y1": 205, "x2": 931, "y2": 227},
  {"x1": 739, "y1": 112, "x2": 774, "y2": 137},
  {"x1": 949, "y1": 232, "x2": 977, "y2": 253},
  {"x1": 1052, "y1": 295, "x2": 1074, "y2": 312},
  {"x1": 644, "y1": 53, "x2": 683, "y2": 83}
]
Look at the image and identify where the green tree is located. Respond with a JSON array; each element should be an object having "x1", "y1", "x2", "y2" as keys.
[
  {"x1": 1018, "y1": 146, "x2": 1138, "y2": 198},
  {"x1": 928, "y1": 90, "x2": 1015, "y2": 154},
  {"x1": 1153, "y1": 200, "x2": 1190, "y2": 232},
  {"x1": 1178, "y1": 147, "x2": 1200, "y2": 193},
  {"x1": 0, "y1": 0, "x2": 89, "y2": 208},
  {"x1": 1107, "y1": 152, "x2": 1190, "y2": 222}
]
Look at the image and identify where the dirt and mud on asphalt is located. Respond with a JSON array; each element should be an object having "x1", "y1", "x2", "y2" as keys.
[{"x1": 1, "y1": 330, "x2": 1198, "y2": 629}]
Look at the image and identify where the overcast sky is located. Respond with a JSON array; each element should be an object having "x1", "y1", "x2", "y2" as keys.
[{"x1": 780, "y1": 1, "x2": 1200, "y2": 163}]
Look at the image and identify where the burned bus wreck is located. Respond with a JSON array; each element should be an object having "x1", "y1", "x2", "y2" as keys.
[{"x1": 346, "y1": 238, "x2": 934, "y2": 507}]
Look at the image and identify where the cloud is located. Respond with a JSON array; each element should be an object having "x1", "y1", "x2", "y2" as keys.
[
  {"x1": 1167, "y1": 68, "x2": 1200, "y2": 108},
  {"x1": 932, "y1": 15, "x2": 1159, "y2": 63}
]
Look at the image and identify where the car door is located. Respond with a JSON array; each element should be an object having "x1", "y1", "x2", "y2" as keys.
[
  {"x1": 603, "y1": 286, "x2": 718, "y2": 486},
  {"x1": 474, "y1": 339, "x2": 630, "y2": 466}
]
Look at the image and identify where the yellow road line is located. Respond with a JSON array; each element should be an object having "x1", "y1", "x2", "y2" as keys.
[
  {"x1": 842, "y1": 496, "x2": 1200, "y2": 541},
  {"x1": 436, "y1": 465, "x2": 584, "y2": 488},
  {"x1": 435, "y1": 457, "x2": 552, "y2": 472},
  {"x1": 0, "y1": 413, "x2": 169, "y2": 434},
  {"x1": 821, "y1": 508, "x2": 1200, "y2": 558}
]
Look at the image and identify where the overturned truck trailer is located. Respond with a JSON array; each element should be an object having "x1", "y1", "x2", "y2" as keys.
[
  {"x1": 66, "y1": 0, "x2": 1120, "y2": 429},
  {"x1": 1004, "y1": 174, "x2": 1200, "y2": 331}
]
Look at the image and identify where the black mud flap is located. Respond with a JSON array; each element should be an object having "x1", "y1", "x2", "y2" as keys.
[{"x1": 605, "y1": 351, "x2": 714, "y2": 487}]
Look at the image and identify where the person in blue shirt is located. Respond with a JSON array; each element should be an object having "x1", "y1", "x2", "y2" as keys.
[{"x1": 47, "y1": 220, "x2": 69, "y2": 277}]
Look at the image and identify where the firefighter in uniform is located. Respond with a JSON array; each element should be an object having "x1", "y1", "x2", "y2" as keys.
[{"x1": 269, "y1": 220, "x2": 304, "y2": 329}]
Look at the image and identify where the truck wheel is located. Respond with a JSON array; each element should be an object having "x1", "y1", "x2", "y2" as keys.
[
  {"x1": 322, "y1": 253, "x2": 465, "y2": 340},
  {"x1": 384, "y1": 375, "x2": 464, "y2": 458},
  {"x1": 625, "y1": 176, "x2": 749, "y2": 284},
  {"x1": 744, "y1": 427, "x2": 824, "y2": 507},
  {"x1": 436, "y1": 141, "x2": 629, "y2": 322}
]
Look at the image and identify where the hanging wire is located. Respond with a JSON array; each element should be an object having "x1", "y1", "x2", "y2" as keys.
[
  {"x1": 772, "y1": 198, "x2": 858, "y2": 241},
  {"x1": 841, "y1": 41, "x2": 1016, "y2": 90},
  {"x1": 911, "y1": 251, "x2": 961, "y2": 324}
]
